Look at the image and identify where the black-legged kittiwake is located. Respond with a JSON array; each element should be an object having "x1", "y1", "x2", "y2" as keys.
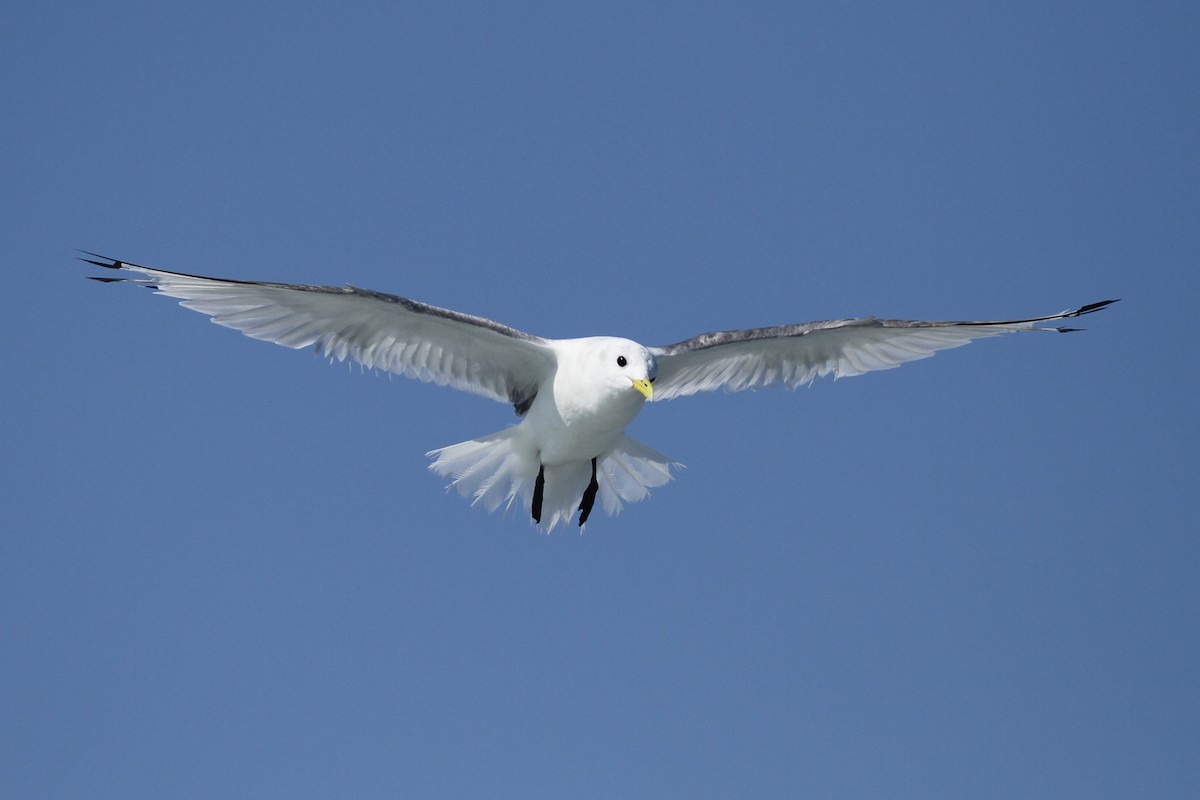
[{"x1": 80, "y1": 252, "x2": 1117, "y2": 531}]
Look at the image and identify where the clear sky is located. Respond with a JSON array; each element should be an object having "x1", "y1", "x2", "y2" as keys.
[{"x1": 2, "y1": 1, "x2": 1196, "y2": 797}]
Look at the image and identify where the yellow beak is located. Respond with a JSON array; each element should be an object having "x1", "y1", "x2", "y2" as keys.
[{"x1": 630, "y1": 377, "x2": 654, "y2": 401}]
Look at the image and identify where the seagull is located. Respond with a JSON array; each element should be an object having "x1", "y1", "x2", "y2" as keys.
[{"x1": 79, "y1": 252, "x2": 1117, "y2": 531}]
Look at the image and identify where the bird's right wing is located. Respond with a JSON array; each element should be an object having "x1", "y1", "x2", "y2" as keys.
[{"x1": 81, "y1": 253, "x2": 557, "y2": 412}]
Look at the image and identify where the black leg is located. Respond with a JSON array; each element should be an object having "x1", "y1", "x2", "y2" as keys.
[
  {"x1": 532, "y1": 464, "x2": 545, "y2": 523},
  {"x1": 578, "y1": 457, "x2": 599, "y2": 526}
]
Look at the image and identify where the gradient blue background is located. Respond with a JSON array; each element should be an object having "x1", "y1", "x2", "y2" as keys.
[{"x1": 3, "y1": 2, "x2": 1196, "y2": 797}]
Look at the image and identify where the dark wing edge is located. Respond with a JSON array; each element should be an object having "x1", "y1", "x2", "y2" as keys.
[
  {"x1": 647, "y1": 300, "x2": 1119, "y2": 400},
  {"x1": 652, "y1": 300, "x2": 1120, "y2": 356},
  {"x1": 78, "y1": 251, "x2": 555, "y2": 413}
]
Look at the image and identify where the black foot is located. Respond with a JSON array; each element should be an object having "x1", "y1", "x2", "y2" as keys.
[
  {"x1": 532, "y1": 464, "x2": 545, "y2": 523},
  {"x1": 578, "y1": 457, "x2": 599, "y2": 526}
]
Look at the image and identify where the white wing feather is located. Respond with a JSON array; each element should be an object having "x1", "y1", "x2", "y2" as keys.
[
  {"x1": 82, "y1": 254, "x2": 556, "y2": 409},
  {"x1": 648, "y1": 302, "x2": 1117, "y2": 400}
]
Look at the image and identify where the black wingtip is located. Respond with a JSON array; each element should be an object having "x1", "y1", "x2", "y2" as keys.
[
  {"x1": 76, "y1": 250, "x2": 141, "y2": 283},
  {"x1": 75, "y1": 249, "x2": 123, "y2": 269},
  {"x1": 1070, "y1": 299, "x2": 1120, "y2": 317},
  {"x1": 78, "y1": 258, "x2": 120, "y2": 269},
  {"x1": 75, "y1": 250, "x2": 131, "y2": 282},
  {"x1": 1052, "y1": 299, "x2": 1120, "y2": 332}
]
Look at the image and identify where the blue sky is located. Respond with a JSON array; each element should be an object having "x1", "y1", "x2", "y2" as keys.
[{"x1": 2, "y1": 1, "x2": 1196, "y2": 797}]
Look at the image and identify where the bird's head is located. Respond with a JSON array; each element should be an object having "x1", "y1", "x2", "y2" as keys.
[{"x1": 591, "y1": 337, "x2": 657, "y2": 402}]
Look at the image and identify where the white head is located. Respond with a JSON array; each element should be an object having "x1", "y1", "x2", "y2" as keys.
[{"x1": 563, "y1": 336, "x2": 657, "y2": 403}]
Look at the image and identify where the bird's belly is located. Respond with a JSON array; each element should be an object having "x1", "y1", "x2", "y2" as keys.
[
  {"x1": 522, "y1": 394, "x2": 643, "y2": 467},
  {"x1": 535, "y1": 423, "x2": 623, "y2": 466}
]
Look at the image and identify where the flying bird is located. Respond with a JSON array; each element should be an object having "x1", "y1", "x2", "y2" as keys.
[{"x1": 80, "y1": 252, "x2": 1117, "y2": 531}]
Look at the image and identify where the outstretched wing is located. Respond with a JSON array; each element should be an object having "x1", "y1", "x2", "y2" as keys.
[
  {"x1": 648, "y1": 301, "x2": 1118, "y2": 401},
  {"x1": 80, "y1": 252, "x2": 556, "y2": 412}
]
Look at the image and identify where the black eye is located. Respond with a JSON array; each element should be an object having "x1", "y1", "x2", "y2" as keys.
[{"x1": 617, "y1": 355, "x2": 627, "y2": 367}]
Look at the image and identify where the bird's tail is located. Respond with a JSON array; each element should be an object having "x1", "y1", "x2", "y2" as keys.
[{"x1": 427, "y1": 429, "x2": 680, "y2": 532}]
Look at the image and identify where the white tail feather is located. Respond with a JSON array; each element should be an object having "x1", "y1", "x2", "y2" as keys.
[{"x1": 427, "y1": 429, "x2": 680, "y2": 531}]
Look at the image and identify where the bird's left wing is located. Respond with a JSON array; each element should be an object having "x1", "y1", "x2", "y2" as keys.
[
  {"x1": 81, "y1": 253, "x2": 556, "y2": 411},
  {"x1": 648, "y1": 300, "x2": 1118, "y2": 400}
]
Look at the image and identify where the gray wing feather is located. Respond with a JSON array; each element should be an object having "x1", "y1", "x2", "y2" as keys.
[
  {"x1": 81, "y1": 253, "x2": 555, "y2": 410},
  {"x1": 648, "y1": 301, "x2": 1118, "y2": 400}
]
